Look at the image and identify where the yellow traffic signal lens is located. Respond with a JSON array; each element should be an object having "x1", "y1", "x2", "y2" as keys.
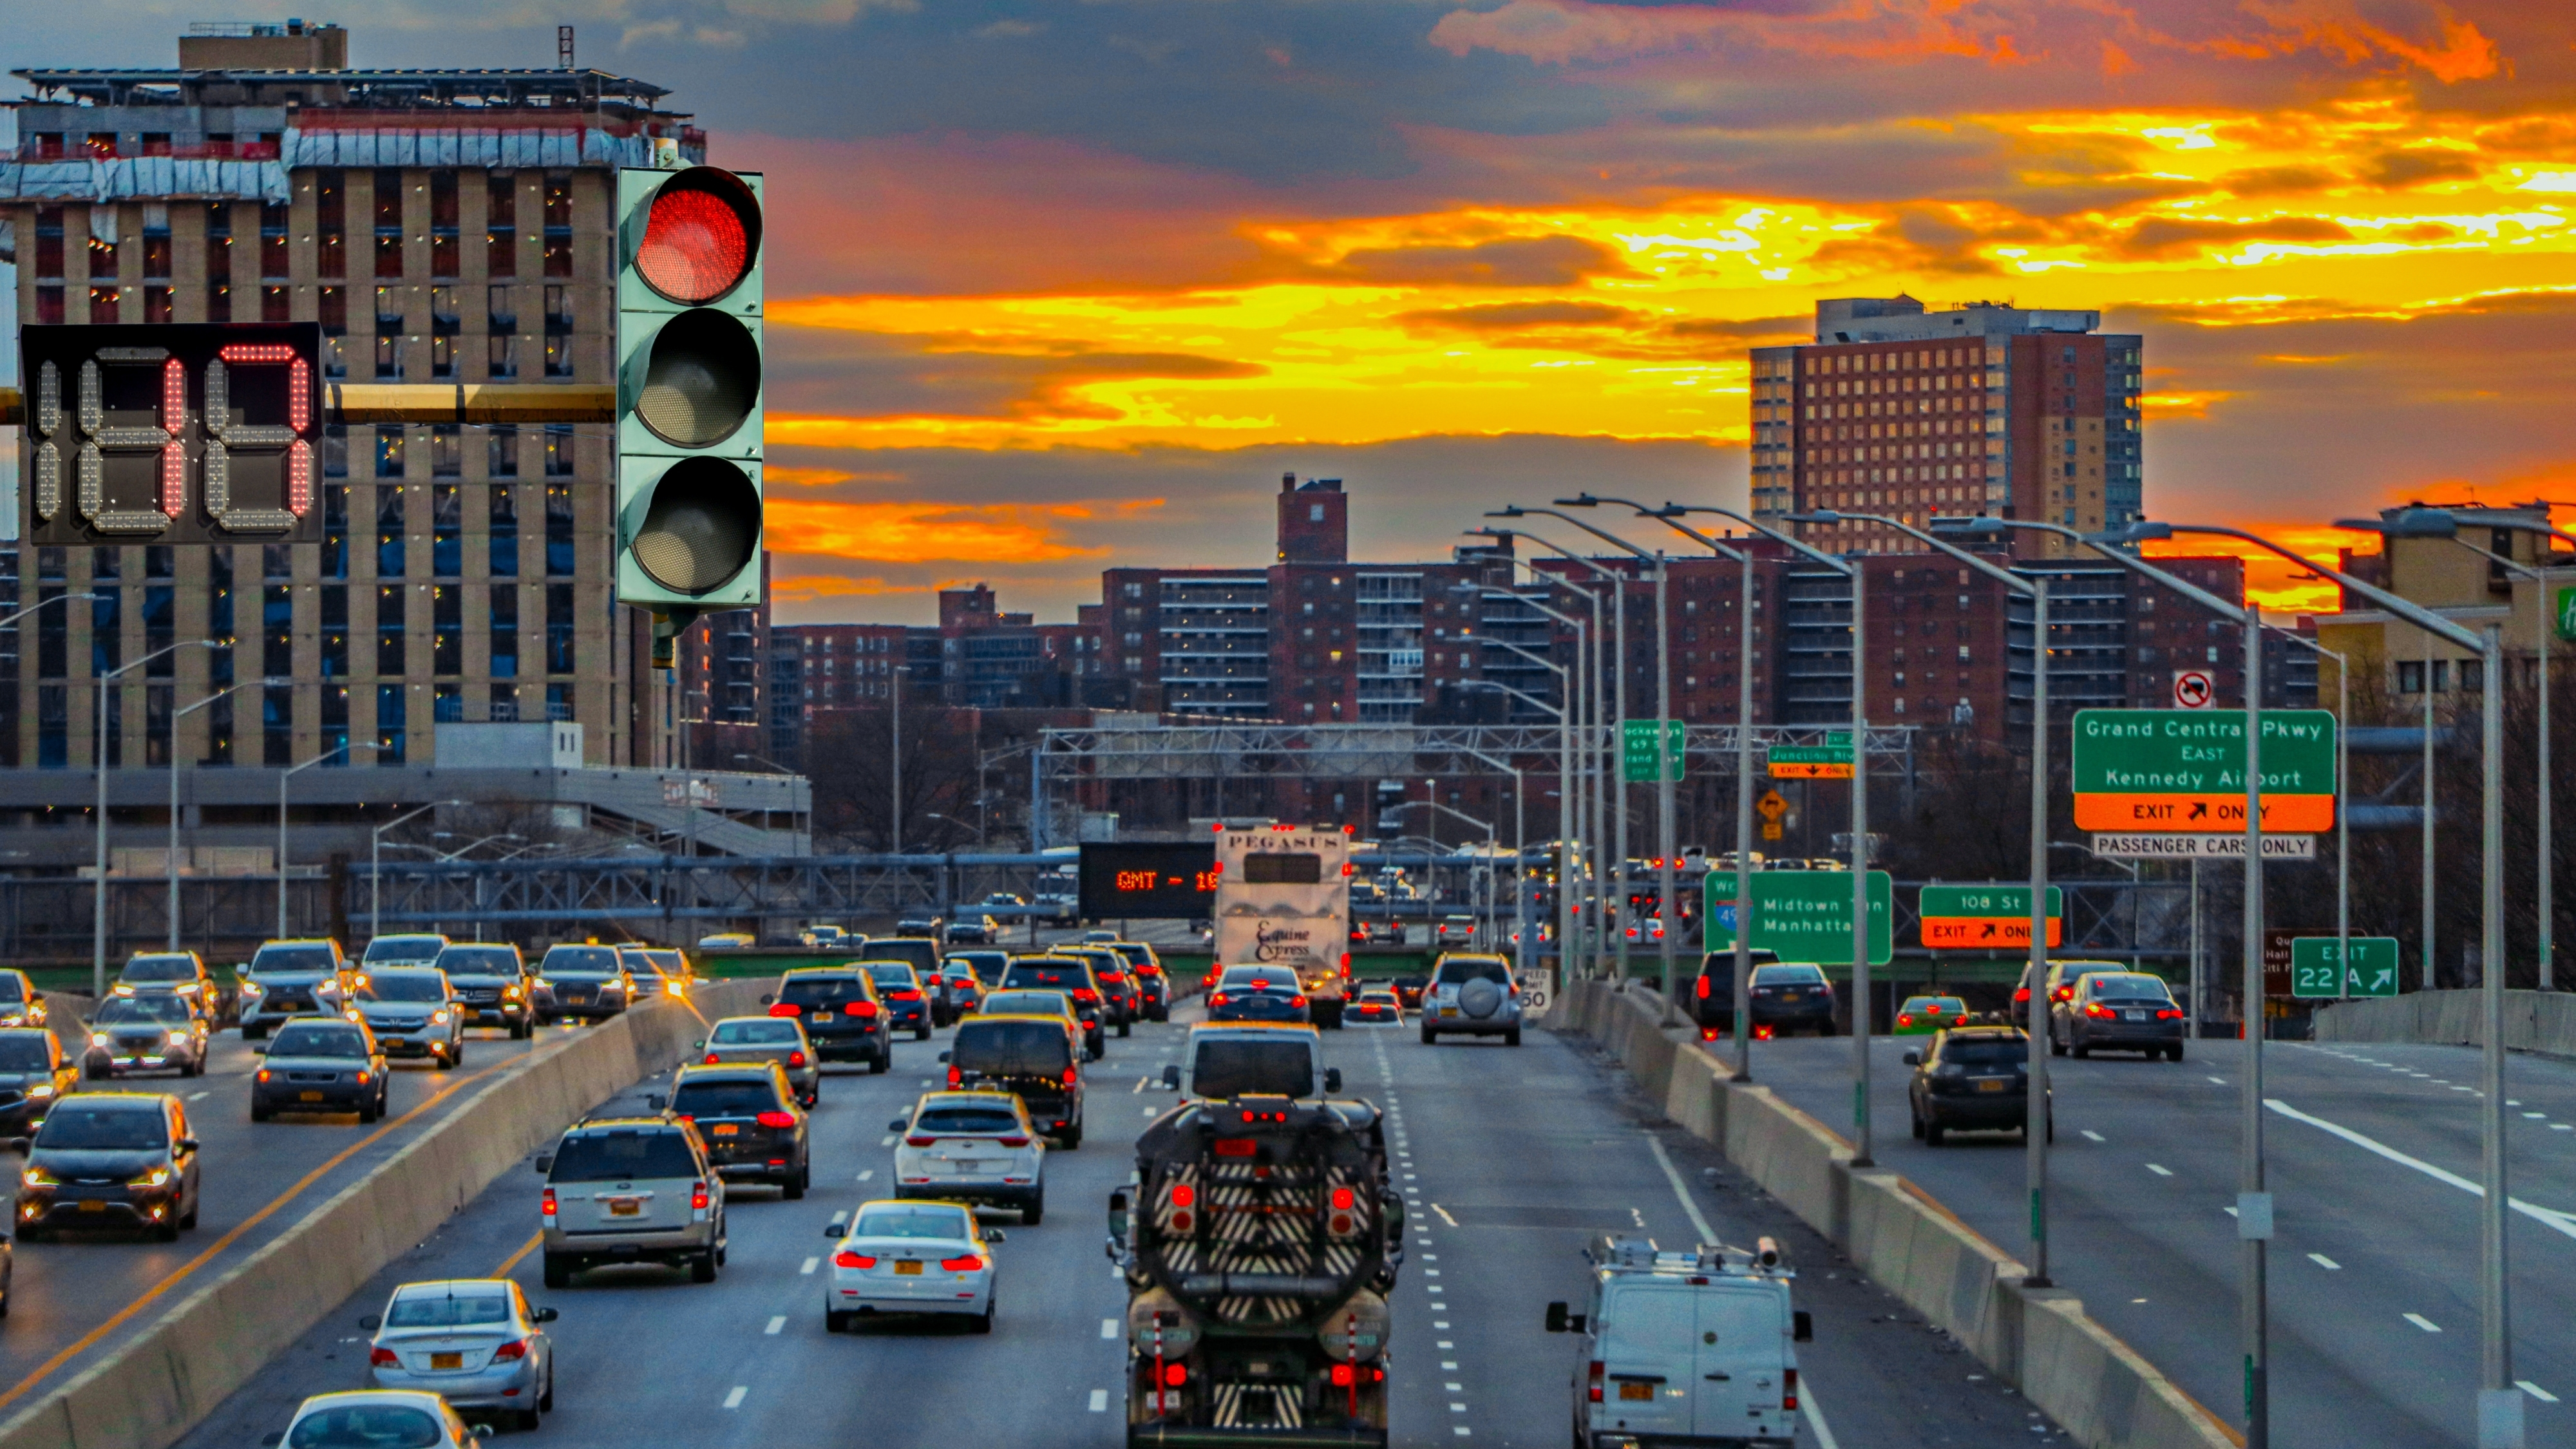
[{"x1": 638, "y1": 309, "x2": 761, "y2": 448}]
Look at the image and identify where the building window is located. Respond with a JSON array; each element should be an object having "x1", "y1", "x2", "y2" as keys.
[
  {"x1": 144, "y1": 286, "x2": 173, "y2": 323},
  {"x1": 377, "y1": 484, "x2": 407, "y2": 578},
  {"x1": 90, "y1": 287, "x2": 120, "y2": 325},
  {"x1": 316, "y1": 171, "x2": 345, "y2": 278},
  {"x1": 545, "y1": 484, "x2": 576, "y2": 576},
  {"x1": 429, "y1": 171, "x2": 460, "y2": 278},
  {"x1": 431, "y1": 483, "x2": 462, "y2": 575},
  {"x1": 429, "y1": 426, "x2": 462, "y2": 479},
  {"x1": 542, "y1": 173, "x2": 573, "y2": 276},
  {"x1": 545, "y1": 584, "x2": 576, "y2": 673},
  {"x1": 323, "y1": 484, "x2": 349, "y2": 580},
  {"x1": 432, "y1": 586, "x2": 462, "y2": 676},
  {"x1": 37, "y1": 686, "x2": 67, "y2": 770},
  {"x1": 261, "y1": 285, "x2": 290, "y2": 323},
  {"x1": 487, "y1": 172, "x2": 517, "y2": 278},
  {"x1": 489, "y1": 683, "x2": 518, "y2": 721},
  {"x1": 320, "y1": 584, "x2": 348, "y2": 678},
  {"x1": 377, "y1": 585, "x2": 407, "y2": 674},
  {"x1": 260, "y1": 201, "x2": 289, "y2": 277},
  {"x1": 146, "y1": 684, "x2": 173, "y2": 768},
  {"x1": 373, "y1": 167, "x2": 405, "y2": 278},
  {"x1": 143, "y1": 584, "x2": 175, "y2": 675},
  {"x1": 375, "y1": 683, "x2": 406, "y2": 764},
  {"x1": 433, "y1": 683, "x2": 463, "y2": 723},
  {"x1": 91, "y1": 587, "x2": 120, "y2": 676},
  {"x1": 489, "y1": 485, "x2": 520, "y2": 576},
  {"x1": 321, "y1": 683, "x2": 350, "y2": 766},
  {"x1": 546, "y1": 682, "x2": 572, "y2": 721},
  {"x1": 33, "y1": 207, "x2": 64, "y2": 276},
  {"x1": 266, "y1": 585, "x2": 296, "y2": 678},
  {"x1": 489, "y1": 585, "x2": 518, "y2": 679},
  {"x1": 542, "y1": 425, "x2": 574, "y2": 478},
  {"x1": 262, "y1": 683, "x2": 292, "y2": 766},
  {"x1": 487, "y1": 424, "x2": 520, "y2": 480}
]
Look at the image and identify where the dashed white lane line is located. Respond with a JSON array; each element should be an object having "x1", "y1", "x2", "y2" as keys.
[
  {"x1": 764, "y1": 1315, "x2": 785, "y2": 1335},
  {"x1": 187, "y1": 1092, "x2": 209, "y2": 1101},
  {"x1": 2526, "y1": 1112, "x2": 2548, "y2": 1119},
  {"x1": 1445, "y1": 1381, "x2": 1463, "y2": 1391},
  {"x1": 2405, "y1": 1313, "x2": 2443, "y2": 1333},
  {"x1": 2308, "y1": 1253, "x2": 2342, "y2": 1270},
  {"x1": 830, "y1": 1209, "x2": 848, "y2": 1225},
  {"x1": 2556, "y1": 1125, "x2": 2575, "y2": 1132},
  {"x1": 856, "y1": 1171, "x2": 873, "y2": 1183},
  {"x1": 2207, "y1": 1076, "x2": 2228, "y2": 1085},
  {"x1": 1142, "y1": 1106, "x2": 1158, "y2": 1117},
  {"x1": 2080, "y1": 1130, "x2": 2107, "y2": 1143},
  {"x1": 1644, "y1": 1135, "x2": 1718, "y2": 1244},
  {"x1": 879, "y1": 1135, "x2": 896, "y2": 1147},
  {"x1": 1101, "y1": 1317, "x2": 1118, "y2": 1339},
  {"x1": 1088, "y1": 1388, "x2": 1109, "y2": 1412},
  {"x1": 723, "y1": 1387, "x2": 748, "y2": 1410},
  {"x1": 2520, "y1": 1381, "x2": 2559, "y2": 1404},
  {"x1": 799, "y1": 1256, "x2": 819, "y2": 1276},
  {"x1": 2266, "y1": 1099, "x2": 2576, "y2": 1244},
  {"x1": 2145, "y1": 1164, "x2": 2173, "y2": 1177}
]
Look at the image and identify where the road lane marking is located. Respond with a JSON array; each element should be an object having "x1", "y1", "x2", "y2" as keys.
[
  {"x1": 1102, "y1": 1318, "x2": 1118, "y2": 1338},
  {"x1": 855, "y1": 1171, "x2": 873, "y2": 1182},
  {"x1": 800, "y1": 1256, "x2": 819, "y2": 1275},
  {"x1": 1806, "y1": 1383, "x2": 1845, "y2": 1449},
  {"x1": 2520, "y1": 1381, "x2": 2559, "y2": 1403},
  {"x1": 2556, "y1": 1125, "x2": 2574, "y2": 1132},
  {"x1": 0, "y1": 1052, "x2": 511, "y2": 1414},
  {"x1": 2308, "y1": 1253, "x2": 2342, "y2": 1270},
  {"x1": 492, "y1": 1232, "x2": 544, "y2": 1277},
  {"x1": 2405, "y1": 1313, "x2": 2442, "y2": 1333},
  {"x1": 187, "y1": 1092, "x2": 208, "y2": 1101},
  {"x1": 1645, "y1": 1135, "x2": 1717, "y2": 1244},
  {"x1": 879, "y1": 1135, "x2": 896, "y2": 1147},
  {"x1": 2526, "y1": 1112, "x2": 2548, "y2": 1119},
  {"x1": 2207, "y1": 1076, "x2": 2227, "y2": 1085},
  {"x1": 764, "y1": 1316, "x2": 785, "y2": 1335},
  {"x1": 2266, "y1": 1099, "x2": 2576, "y2": 1245},
  {"x1": 1445, "y1": 1381, "x2": 1463, "y2": 1390},
  {"x1": 1143, "y1": 1106, "x2": 1157, "y2": 1117},
  {"x1": 2080, "y1": 1130, "x2": 2106, "y2": 1143},
  {"x1": 2145, "y1": 1164, "x2": 2172, "y2": 1177},
  {"x1": 1088, "y1": 1389, "x2": 1108, "y2": 1412},
  {"x1": 723, "y1": 1386, "x2": 748, "y2": 1408},
  {"x1": 831, "y1": 1209, "x2": 848, "y2": 1224}
]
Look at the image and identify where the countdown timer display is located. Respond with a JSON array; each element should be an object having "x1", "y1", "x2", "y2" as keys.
[
  {"x1": 21, "y1": 323, "x2": 324, "y2": 545},
  {"x1": 1077, "y1": 841, "x2": 1220, "y2": 920}
]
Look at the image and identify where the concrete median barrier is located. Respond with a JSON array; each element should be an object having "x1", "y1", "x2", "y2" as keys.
[
  {"x1": 0, "y1": 980, "x2": 765, "y2": 1449},
  {"x1": 2313, "y1": 987, "x2": 2576, "y2": 1057},
  {"x1": 1556, "y1": 978, "x2": 2239, "y2": 1449}
]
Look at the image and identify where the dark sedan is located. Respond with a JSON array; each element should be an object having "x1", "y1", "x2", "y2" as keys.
[
  {"x1": 0, "y1": 1030, "x2": 77, "y2": 1136},
  {"x1": 1747, "y1": 962, "x2": 1836, "y2": 1037},
  {"x1": 858, "y1": 961, "x2": 934, "y2": 1041},
  {"x1": 2055, "y1": 971, "x2": 2188, "y2": 1061},
  {"x1": 14, "y1": 1092, "x2": 202, "y2": 1241},
  {"x1": 659, "y1": 1063, "x2": 809, "y2": 1197},
  {"x1": 251, "y1": 1018, "x2": 391, "y2": 1122},
  {"x1": 1206, "y1": 966, "x2": 1310, "y2": 1025},
  {"x1": 1905, "y1": 1027, "x2": 2049, "y2": 1146}
]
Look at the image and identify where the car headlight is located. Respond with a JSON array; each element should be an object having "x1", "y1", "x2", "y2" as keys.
[
  {"x1": 110, "y1": 985, "x2": 134, "y2": 997},
  {"x1": 430, "y1": 1010, "x2": 451, "y2": 1025},
  {"x1": 502, "y1": 985, "x2": 522, "y2": 999},
  {"x1": 129, "y1": 1166, "x2": 172, "y2": 1189},
  {"x1": 21, "y1": 1166, "x2": 54, "y2": 1188},
  {"x1": 530, "y1": 978, "x2": 551, "y2": 990},
  {"x1": 28, "y1": 1084, "x2": 54, "y2": 1099},
  {"x1": 88, "y1": 1032, "x2": 110, "y2": 1048},
  {"x1": 241, "y1": 983, "x2": 265, "y2": 999}
]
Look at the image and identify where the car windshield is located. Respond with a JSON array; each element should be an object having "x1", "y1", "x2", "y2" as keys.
[
  {"x1": 287, "y1": 1405, "x2": 445, "y2": 1449},
  {"x1": 386, "y1": 1293, "x2": 511, "y2": 1329},
  {"x1": 1003, "y1": 964, "x2": 1087, "y2": 992},
  {"x1": 1942, "y1": 1037, "x2": 2029, "y2": 1065},
  {"x1": 1753, "y1": 965, "x2": 1828, "y2": 987},
  {"x1": 1113, "y1": 945, "x2": 1155, "y2": 970},
  {"x1": 121, "y1": 955, "x2": 196, "y2": 982},
  {"x1": 363, "y1": 936, "x2": 446, "y2": 963},
  {"x1": 0, "y1": 977, "x2": 24, "y2": 1003},
  {"x1": 672, "y1": 1079, "x2": 781, "y2": 1117},
  {"x1": 358, "y1": 974, "x2": 446, "y2": 1003},
  {"x1": 36, "y1": 1103, "x2": 167, "y2": 1150},
  {"x1": 1902, "y1": 998, "x2": 1964, "y2": 1014},
  {"x1": 981, "y1": 992, "x2": 1068, "y2": 1018},
  {"x1": 0, "y1": 1036, "x2": 50, "y2": 1071},
  {"x1": 271, "y1": 1023, "x2": 370, "y2": 1057},
  {"x1": 550, "y1": 1130, "x2": 696, "y2": 1182},
  {"x1": 645, "y1": 951, "x2": 685, "y2": 975},
  {"x1": 251, "y1": 944, "x2": 338, "y2": 975},
  {"x1": 710, "y1": 1020, "x2": 800, "y2": 1046},
  {"x1": 1435, "y1": 958, "x2": 1510, "y2": 985},
  {"x1": 952, "y1": 1020, "x2": 1074, "y2": 1077},
  {"x1": 1358, "y1": 993, "x2": 1398, "y2": 1005},
  {"x1": 862, "y1": 964, "x2": 919, "y2": 990},
  {"x1": 1191, "y1": 1039, "x2": 1314, "y2": 1098},
  {"x1": 435, "y1": 948, "x2": 518, "y2": 975},
  {"x1": 542, "y1": 948, "x2": 620, "y2": 978},
  {"x1": 2091, "y1": 974, "x2": 2172, "y2": 1000},
  {"x1": 97, "y1": 996, "x2": 194, "y2": 1024},
  {"x1": 916, "y1": 1104, "x2": 1022, "y2": 1134},
  {"x1": 781, "y1": 976, "x2": 863, "y2": 1006},
  {"x1": 1218, "y1": 967, "x2": 1291, "y2": 990},
  {"x1": 853, "y1": 1204, "x2": 973, "y2": 1240}
]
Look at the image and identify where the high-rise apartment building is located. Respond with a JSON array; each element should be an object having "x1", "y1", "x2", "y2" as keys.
[
  {"x1": 0, "y1": 24, "x2": 698, "y2": 774},
  {"x1": 1750, "y1": 296, "x2": 2143, "y2": 557}
]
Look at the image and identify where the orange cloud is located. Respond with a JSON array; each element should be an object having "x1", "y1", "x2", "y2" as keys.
[
  {"x1": 762, "y1": 498, "x2": 1162, "y2": 564},
  {"x1": 764, "y1": 465, "x2": 911, "y2": 488},
  {"x1": 2145, "y1": 525, "x2": 2355, "y2": 614},
  {"x1": 770, "y1": 574, "x2": 941, "y2": 601}
]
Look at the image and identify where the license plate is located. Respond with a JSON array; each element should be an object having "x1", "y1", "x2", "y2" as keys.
[
  {"x1": 1618, "y1": 1382, "x2": 1653, "y2": 1402},
  {"x1": 895, "y1": 1260, "x2": 923, "y2": 1276},
  {"x1": 299, "y1": 1091, "x2": 325, "y2": 1102},
  {"x1": 1976, "y1": 1078, "x2": 2008, "y2": 1093},
  {"x1": 2125, "y1": 1010, "x2": 2145, "y2": 1021},
  {"x1": 609, "y1": 1198, "x2": 641, "y2": 1217},
  {"x1": 1441, "y1": 1007, "x2": 1457, "y2": 1017},
  {"x1": 430, "y1": 1352, "x2": 463, "y2": 1371},
  {"x1": 79, "y1": 1200, "x2": 106, "y2": 1213},
  {"x1": 712, "y1": 1124, "x2": 739, "y2": 1136}
]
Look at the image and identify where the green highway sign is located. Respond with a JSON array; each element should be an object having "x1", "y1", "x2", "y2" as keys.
[
  {"x1": 2070, "y1": 708, "x2": 2338, "y2": 833},
  {"x1": 2559, "y1": 585, "x2": 2576, "y2": 642},
  {"x1": 1918, "y1": 884, "x2": 2063, "y2": 949},
  {"x1": 1767, "y1": 730, "x2": 1854, "y2": 779},
  {"x1": 1622, "y1": 719, "x2": 1685, "y2": 784},
  {"x1": 2289, "y1": 936, "x2": 2401, "y2": 998},
  {"x1": 1703, "y1": 869, "x2": 1893, "y2": 965}
]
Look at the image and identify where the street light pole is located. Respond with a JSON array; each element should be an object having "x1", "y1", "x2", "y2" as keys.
[
  {"x1": 372, "y1": 801, "x2": 464, "y2": 938},
  {"x1": 2270, "y1": 631, "x2": 2351, "y2": 998},
  {"x1": 279, "y1": 740, "x2": 352, "y2": 941},
  {"x1": 169, "y1": 676, "x2": 270, "y2": 949},
  {"x1": 95, "y1": 639, "x2": 216, "y2": 998},
  {"x1": 1457, "y1": 614, "x2": 1580, "y2": 990}
]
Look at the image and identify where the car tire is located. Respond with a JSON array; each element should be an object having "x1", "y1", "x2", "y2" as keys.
[
  {"x1": 1117, "y1": 1019, "x2": 1131, "y2": 1039},
  {"x1": 2072, "y1": 1043, "x2": 2091, "y2": 1060},
  {"x1": 154, "y1": 1220, "x2": 179, "y2": 1243},
  {"x1": 180, "y1": 1194, "x2": 198, "y2": 1229},
  {"x1": 14, "y1": 1227, "x2": 39, "y2": 1244},
  {"x1": 692, "y1": 1251, "x2": 719, "y2": 1284},
  {"x1": 2170, "y1": 1043, "x2": 2186, "y2": 1062},
  {"x1": 251, "y1": 1102, "x2": 272, "y2": 1123},
  {"x1": 826, "y1": 1309, "x2": 853, "y2": 1333},
  {"x1": 1063, "y1": 1121, "x2": 1083, "y2": 1150},
  {"x1": 2050, "y1": 1036, "x2": 2068, "y2": 1057},
  {"x1": 540, "y1": 1374, "x2": 553, "y2": 1414},
  {"x1": 914, "y1": 1025, "x2": 932, "y2": 1043},
  {"x1": 1504, "y1": 1027, "x2": 1522, "y2": 1046},
  {"x1": 870, "y1": 1049, "x2": 891, "y2": 1075},
  {"x1": 785, "y1": 1166, "x2": 808, "y2": 1201},
  {"x1": 973, "y1": 1297, "x2": 995, "y2": 1334},
  {"x1": 358, "y1": 1099, "x2": 380, "y2": 1125},
  {"x1": 1421, "y1": 1027, "x2": 1437, "y2": 1045},
  {"x1": 518, "y1": 1410, "x2": 541, "y2": 1432},
  {"x1": 1910, "y1": 1106, "x2": 1926, "y2": 1139},
  {"x1": 82, "y1": 1064, "x2": 104, "y2": 1081},
  {"x1": 543, "y1": 1254, "x2": 571, "y2": 1290},
  {"x1": 1023, "y1": 1193, "x2": 1044, "y2": 1226},
  {"x1": 1924, "y1": 1119, "x2": 1946, "y2": 1146}
]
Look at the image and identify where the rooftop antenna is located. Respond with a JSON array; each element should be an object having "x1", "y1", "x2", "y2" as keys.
[{"x1": 558, "y1": 24, "x2": 575, "y2": 71}]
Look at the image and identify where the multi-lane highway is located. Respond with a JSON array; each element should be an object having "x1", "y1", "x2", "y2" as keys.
[
  {"x1": 153, "y1": 999, "x2": 2070, "y2": 1446},
  {"x1": 1752, "y1": 1032, "x2": 2576, "y2": 1449},
  {"x1": 0, "y1": 1016, "x2": 561, "y2": 1419}
]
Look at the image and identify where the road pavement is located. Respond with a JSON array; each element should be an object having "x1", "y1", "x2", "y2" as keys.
[
  {"x1": 166, "y1": 1003, "x2": 2069, "y2": 1448},
  {"x1": 1750, "y1": 1032, "x2": 2576, "y2": 1449}
]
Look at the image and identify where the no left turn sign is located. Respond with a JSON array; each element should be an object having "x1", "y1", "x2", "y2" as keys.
[{"x1": 2172, "y1": 668, "x2": 2216, "y2": 709}]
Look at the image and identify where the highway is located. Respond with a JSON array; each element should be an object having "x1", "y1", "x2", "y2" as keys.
[
  {"x1": 0, "y1": 1016, "x2": 556, "y2": 1418},
  {"x1": 157, "y1": 1001, "x2": 2071, "y2": 1447},
  {"x1": 1750, "y1": 1032, "x2": 2576, "y2": 1449}
]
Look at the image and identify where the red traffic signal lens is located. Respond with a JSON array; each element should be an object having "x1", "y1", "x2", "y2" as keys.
[
  {"x1": 632, "y1": 457, "x2": 760, "y2": 595},
  {"x1": 638, "y1": 168, "x2": 760, "y2": 305},
  {"x1": 638, "y1": 308, "x2": 761, "y2": 448}
]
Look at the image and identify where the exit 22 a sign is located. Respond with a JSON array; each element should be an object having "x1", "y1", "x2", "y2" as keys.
[{"x1": 2289, "y1": 936, "x2": 2400, "y2": 998}]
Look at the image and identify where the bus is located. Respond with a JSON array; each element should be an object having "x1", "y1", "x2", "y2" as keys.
[{"x1": 1212, "y1": 826, "x2": 1353, "y2": 1028}]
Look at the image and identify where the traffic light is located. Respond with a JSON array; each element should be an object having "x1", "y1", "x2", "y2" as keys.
[
  {"x1": 614, "y1": 164, "x2": 765, "y2": 666},
  {"x1": 21, "y1": 322, "x2": 323, "y2": 545}
]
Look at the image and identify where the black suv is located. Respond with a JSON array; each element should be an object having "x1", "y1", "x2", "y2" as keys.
[
  {"x1": 1683, "y1": 948, "x2": 1780, "y2": 1038},
  {"x1": 434, "y1": 942, "x2": 535, "y2": 1038},
  {"x1": 858, "y1": 961, "x2": 934, "y2": 1041},
  {"x1": 659, "y1": 1062, "x2": 810, "y2": 1198},
  {"x1": 764, "y1": 969, "x2": 892, "y2": 1073},
  {"x1": 945, "y1": 1015, "x2": 1084, "y2": 1148},
  {"x1": 998, "y1": 958, "x2": 1104, "y2": 1057},
  {"x1": 1906, "y1": 1026, "x2": 2049, "y2": 1145}
]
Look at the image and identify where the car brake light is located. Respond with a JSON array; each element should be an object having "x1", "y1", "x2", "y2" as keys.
[
  {"x1": 1071, "y1": 988, "x2": 1099, "y2": 1003},
  {"x1": 1171, "y1": 1183, "x2": 1196, "y2": 1207},
  {"x1": 1213, "y1": 1138, "x2": 1256, "y2": 1158},
  {"x1": 788, "y1": 1050, "x2": 807, "y2": 1068},
  {"x1": 1784, "y1": 1366, "x2": 1799, "y2": 1411},
  {"x1": 907, "y1": 1135, "x2": 937, "y2": 1147},
  {"x1": 1210, "y1": 992, "x2": 1229, "y2": 1007},
  {"x1": 1897, "y1": 1014, "x2": 1913, "y2": 1027},
  {"x1": 846, "y1": 1001, "x2": 878, "y2": 1018},
  {"x1": 834, "y1": 1251, "x2": 876, "y2": 1269},
  {"x1": 998, "y1": 1135, "x2": 1029, "y2": 1147},
  {"x1": 256, "y1": 1068, "x2": 271, "y2": 1083},
  {"x1": 540, "y1": 1187, "x2": 556, "y2": 1218},
  {"x1": 1063, "y1": 1066, "x2": 1080, "y2": 1087},
  {"x1": 767, "y1": 1003, "x2": 799, "y2": 1018},
  {"x1": 947, "y1": 1066, "x2": 963, "y2": 1088},
  {"x1": 1588, "y1": 1360, "x2": 1605, "y2": 1403},
  {"x1": 938, "y1": 1254, "x2": 987, "y2": 1272},
  {"x1": 2157, "y1": 1008, "x2": 2184, "y2": 1019},
  {"x1": 705, "y1": 1053, "x2": 720, "y2": 1065},
  {"x1": 2014, "y1": 987, "x2": 2031, "y2": 1003},
  {"x1": 2085, "y1": 1003, "x2": 2114, "y2": 1019},
  {"x1": 371, "y1": 1347, "x2": 401, "y2": 1367},
  {"x1": 491, "y1": 1338, "x2": 530, "y2": 1363},
  {"x1": 1291, "y1": 995, "x2": 1307, "y2": 1009},
  {"x1": 757, "y1": 1110, "x2": 799, "y2": 1128},
  {"x1": 690, "y1": 1180, "x2": 710, "y2": 1211},
  {"x1": 890, "y1": 989, "x2": 922, "y2": 1001}
]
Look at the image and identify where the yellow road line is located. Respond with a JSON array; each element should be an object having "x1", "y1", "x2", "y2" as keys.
[{"x1": 491, "y1": 1231, "x2": 544, "y2": 1278}]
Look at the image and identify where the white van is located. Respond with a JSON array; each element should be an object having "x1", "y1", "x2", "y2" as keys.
[
  {"x1": 1546, "y1": 1234, "x2": 1810, "y2": 1447},
  {"x1": 1156, "y1": 1023, "x2": 1342, "y2": 1101}
]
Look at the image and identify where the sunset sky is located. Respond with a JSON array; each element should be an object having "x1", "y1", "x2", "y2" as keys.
[{"x1": 14, "y1": 0, "x2": 2576, "y2": 620}]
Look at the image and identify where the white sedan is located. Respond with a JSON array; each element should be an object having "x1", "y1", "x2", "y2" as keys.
[
  {"x1": 889, "y1": 1091, "x2": 1046, "y2": 1222},
  {"x1": 822, "y1": 1199, "x2": 1001, "y2": 1333},
  {"x1": 261, "y1": 1390, "x2": 490, "y2": 1448}
]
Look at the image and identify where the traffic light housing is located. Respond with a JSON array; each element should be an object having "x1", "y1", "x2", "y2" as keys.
[{"x1": 614, "y1": 164, "x2": 765, "y2": 665}]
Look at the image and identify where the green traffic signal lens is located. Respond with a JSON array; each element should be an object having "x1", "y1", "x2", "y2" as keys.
[
  {"x1": 638, "y1": 308, "x2": 761, "y2": 448},
  {"x1": 632, "y1": 457, "x2": 761, "y2": 595}
]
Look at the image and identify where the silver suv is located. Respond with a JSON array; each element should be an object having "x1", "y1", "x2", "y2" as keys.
[
  {"x1": 1421, "y1": 953, "x2": 1522, "y2": 1046},
  {"x1": 538, "y1": 1117, "x2": 726, "y2": 1289}
]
